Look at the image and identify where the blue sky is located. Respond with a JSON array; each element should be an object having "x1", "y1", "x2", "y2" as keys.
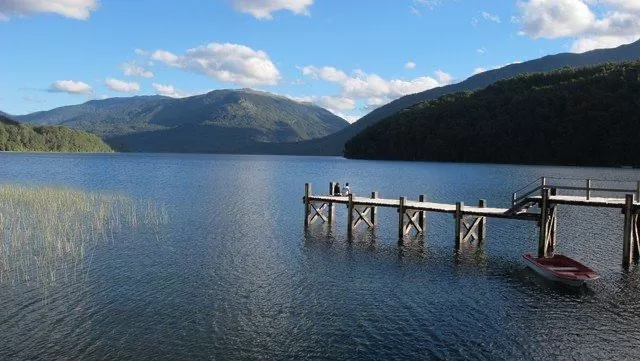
[{"x1": 1, "y1": 0, "x2": 639, "y2": 121}]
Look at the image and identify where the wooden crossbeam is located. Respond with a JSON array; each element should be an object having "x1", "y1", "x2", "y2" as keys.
[
  {"x1": 402, "y1": 210, "x2": 423, "y2": 235},
  {"x1": 308, "y1": 202, "x2": 329, "y2": 224},
  {"x1": 353, "y1": 206, "x2": 374, "y2": 229},
  {"x1": 461, "y1": 217, "x2": 483, "y2": 243}
]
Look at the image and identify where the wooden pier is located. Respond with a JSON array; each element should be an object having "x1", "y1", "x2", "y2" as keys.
[{"x1": 303, "y1": 178, "x2": 640, "y2": 267}]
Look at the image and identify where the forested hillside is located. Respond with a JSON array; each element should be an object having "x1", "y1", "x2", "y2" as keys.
[
  {"x1": 344, "y1": 62, "x2": 640, "y2": 167},
  {"x1": 0, "y1": 114, "x2": 112, "y2": 152}
]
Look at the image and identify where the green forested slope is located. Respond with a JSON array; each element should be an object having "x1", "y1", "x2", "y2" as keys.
[
  {"x1": 0, "y1": 115, "x2": 112, "y2": 152},
  {"x1": 344, "y1": 62, "x2": 640, "y2": 167}
]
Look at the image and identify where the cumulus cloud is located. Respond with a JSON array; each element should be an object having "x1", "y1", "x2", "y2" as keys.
[
  {"x1": 122, "y1": 61, "x2": 154, "y2": 78},
  {"x1": 0, "y1": 0, "x2": 99, "y2": 20},
  {"x1": 230, "y1": 0, "x2": 314, "y2": 19},
  {"x1": 319, "y1": 96, "x2": 356, "y2": 111},
  {"x1": 48, "y1": 80, "x2": 92, "y2": 94},
  {"x1": 405, "y1": 61, "x2": 416, "y2": 70},
  {"x1": 518, "y1": 0, "x2": 640, "y2": 52},
  {"x1": 105, "y1": 78, "x2": 140, "y2": 93},
  {"x1": 299, "y1": 65, "x2": 454, "y2": 117},
  {"x1": 150, "y1": 42, "x2": 280, "y2": 86},
  {"x1": 286, "y1": 94, "x2": 316, "y2": 103},
  {"x1": 152, "y1": 83, "x2": 193, "y2": 98}
]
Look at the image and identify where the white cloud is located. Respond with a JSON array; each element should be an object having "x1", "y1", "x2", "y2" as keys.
[
  {"x1": 477, "y1": 46, "x2": 487, "y2": 54},
  {"x1": 300, "y1": 65, "x2": 454, "y2": 117},
  {"x1": 151, "y1": 42, "x2": 280, "y2": 86},
  {"x1": 230, "y1": 0, "x2": 314, "y2": 20},
  {"x1": 134, "y1": 48, "x2": 148, "y2": 56},
  {"x1": 518, "y1": 0, "x2": 640, "y2": 52},
  {"x1": 482, "y1": 11, "x2": 501, "y2": 23},
  {"x1": 340, "y1": 114, "x2": 361, "y2": 123},
  {"x1": 571, "y1": 34, "x2": 640, "y2": 52},
  {"x1": 152, "y1": 83, "x2": 193, "y2": 98},
  {"x1": 473, "y1": 67, "x2": 487, "y2": 75},
  {"x1": 105, "y1": 78, "x2": 140, "y2": 93},
  {"x1": 122, "y1": 61, "x2": 154, "y2": 78},
  {"x1": 405, "y1": 61, "x2": 417, "y2": 70},
  {"x1": 435, "y1": 69, "x2": 453, "y2": 83},
  {"x1": 286, "y1": 94, "x2": 316, "y2": 103},
  {"x1": 319, "y1": 96, "x2": 356, "y2": 111},
  {"x1": 300, "y1": 65, "x2": 348, "y2": 82},
  {"x1": 48, "y1": 80, "x2": 92, "y2": 94},
  {"x1": 0, "y1": 0, "x2": 99, "y2": 20}
]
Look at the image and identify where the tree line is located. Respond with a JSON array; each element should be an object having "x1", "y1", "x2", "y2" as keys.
[{"x1": 344, "y1": 61, "x2": 640, "y2": 167}]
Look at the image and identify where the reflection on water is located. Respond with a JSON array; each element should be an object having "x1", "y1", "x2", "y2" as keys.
[{"x1": 0, "y1": 153, "x2": 639, "y2": 360}]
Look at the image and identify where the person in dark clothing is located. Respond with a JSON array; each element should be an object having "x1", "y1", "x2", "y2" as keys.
[{"x1": 333, "y1": 182, "x2": 341, "y2": 195}]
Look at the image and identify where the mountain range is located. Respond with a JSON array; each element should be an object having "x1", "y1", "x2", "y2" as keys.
[
  {"x1": 16, "y1": 89, "x2": 348, "y2": 153},
  {"x1": 13, "y1": 39, "x2": 640, "y2": 156}
]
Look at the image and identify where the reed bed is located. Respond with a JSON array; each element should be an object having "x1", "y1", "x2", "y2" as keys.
[{"x1": 0, "y1": 185, "x2": 168, "y2": 286}]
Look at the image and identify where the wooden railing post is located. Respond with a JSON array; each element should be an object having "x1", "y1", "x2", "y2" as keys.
[
  {"x1": 586, "y1": 179, "x2": 591, "y2": 200},
  {"x1": 371, "y1": 192, "x2": 378, "y2": 227}
]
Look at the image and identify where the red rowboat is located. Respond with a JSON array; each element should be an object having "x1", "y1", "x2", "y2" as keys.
[{"x1": 523, "y1": 253, "x2": 600, "y2": 287}]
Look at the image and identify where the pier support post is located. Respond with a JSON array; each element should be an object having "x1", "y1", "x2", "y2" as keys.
[
  {"x1": 537, "y1": 188, "x2": 557, "y2": 258},
  {"x1": 371, "y1": 192, "x2": 378, "y2": 227},
  {"x1": 347, "y1": 193, "x2": 354, "y2": 241},
  {"x1": 621, "y1": 194, "x2": 639, "y2": 267},
  {"x1": 328, "y1": 182, "x2": 335, "y2": 224},
  {"x1": 419, "y1": 195, "x2": 427, "y2": 237},
  {"x1": 455, "y1": 201, "x2": 463, "y2": 250},
  {"x1": 398, "y1": 196, "x2": 406, "y2": 241},
  {"x1": 477, "y1": 199, "x2": 487, "y2": 245},
  {"x1": 304, "y1": 183, "x2": 311, "y2": 230}
]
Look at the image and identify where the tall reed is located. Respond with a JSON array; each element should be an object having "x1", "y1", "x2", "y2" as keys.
[{"x1": 0, "y1": 185, "x2": 168, "y2": 286}]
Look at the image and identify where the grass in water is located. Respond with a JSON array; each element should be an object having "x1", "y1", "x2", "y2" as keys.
[{"x1": 0, "y1": 185, "x2": 168, "y2": 287}]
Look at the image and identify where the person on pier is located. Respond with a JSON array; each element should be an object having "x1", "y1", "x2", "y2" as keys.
[
  {"x1": 342, "y1": 182, "x2": 351, "y2": 196},
  {"x1": 333, "y1": 182, "x2": 341, "y2": 196}
]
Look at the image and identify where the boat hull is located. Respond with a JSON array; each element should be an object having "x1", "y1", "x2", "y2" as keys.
[{"x1": 523, "y1": 253, "x2": 599, "y2": 287}]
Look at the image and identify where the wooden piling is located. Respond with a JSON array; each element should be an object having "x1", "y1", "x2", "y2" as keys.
[
  {"x1": 371, "y1": 191, "x2": 378, "y2": 227},
  {"x1": 455, "y1": 201, "x2": 463, "y2": 250},
  {"x1": 478, "y1": 199, "x2": 487, "y2": 245},
  {"x1": 622, "y1": 194, "x2": 634, "y2": 267},
  {"x1": 398, "y1": 196, "x2": 406, "y2": 240},
  {"x1": 538, "y1": 188, "x2": 550, "y2": 258},
  {"x1": 419, "y1": 195, "x2": 426, "y2": 235},
  {"x1": 328, "y1": 182, "x2": 336, "y2": 224},
  {"x1": 347, "y1": 193, "x2": 354, "y2": 241}
]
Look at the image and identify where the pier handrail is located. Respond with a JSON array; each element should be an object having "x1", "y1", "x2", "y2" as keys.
[{"x1": 511, "y1": 177, "x2": 640, "y2": 206}]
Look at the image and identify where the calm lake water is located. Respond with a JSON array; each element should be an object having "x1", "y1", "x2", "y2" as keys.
[{"x1": 1, "y1": 153, "x2": 640, "y2": 360}]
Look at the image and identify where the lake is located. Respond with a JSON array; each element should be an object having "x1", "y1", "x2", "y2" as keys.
[{"x1": 1, "y1": 153, "x2": 640, "y2": 360}]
